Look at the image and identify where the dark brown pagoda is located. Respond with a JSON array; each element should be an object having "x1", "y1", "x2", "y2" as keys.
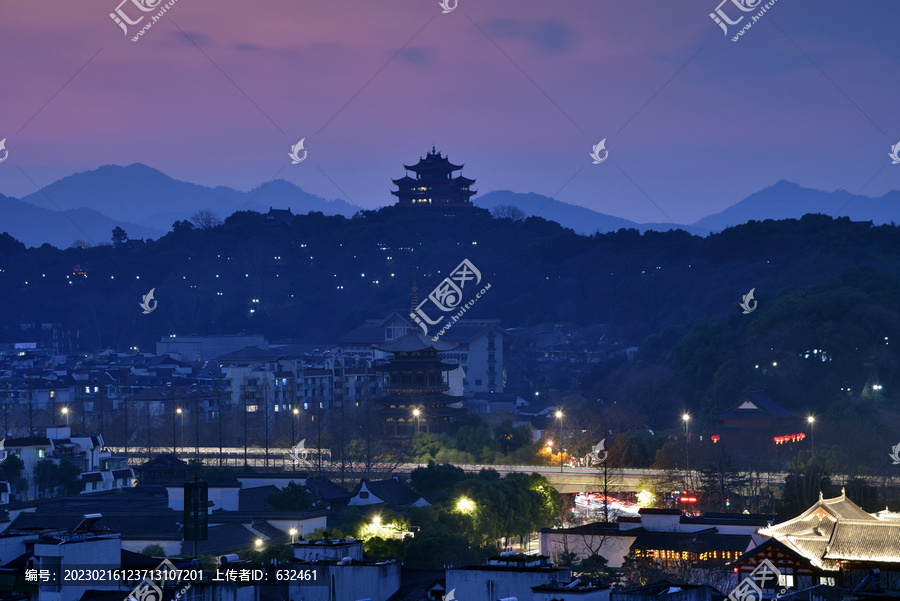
[
  {"x1": 372, "y1": 331, "x2": 466, "y2": 442},
  {"x1": 391, "y1": 146, "x2": 476, "y2": 208}
]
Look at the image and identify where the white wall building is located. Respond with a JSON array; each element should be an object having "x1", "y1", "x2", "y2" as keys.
[
  {"x1": 446, "y1": 555, "x2": 571, "y2": 601},
  {"x1": 287, "y1": 559, "x2": 400, "y2": 601}
]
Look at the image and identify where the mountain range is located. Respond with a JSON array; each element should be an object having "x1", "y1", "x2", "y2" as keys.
[{"x1": 2, "y1": 164, "x2": 899, "y2": 248}]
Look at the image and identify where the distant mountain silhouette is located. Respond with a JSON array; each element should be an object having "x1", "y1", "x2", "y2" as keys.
[
  {"x1": 475, "y1": 190, "x2": 710, "y2": 236},
  {"x1": 9, "y1": 166, "x2": 900, "y2": 248},
  {"x1": 693, "y1": 179, "x2": 900, "y2": 231},
  {"x1": 0, "y1": 193, "x2": 162, "y2": 249},
  {"x1": 20, "y1": 163, "x2": 360, "y2": 232}
]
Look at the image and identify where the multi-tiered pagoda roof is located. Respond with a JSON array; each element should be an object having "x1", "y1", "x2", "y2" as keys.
[
  {"x1": 391, "y1": 147, "x2": 476, "y2": 208},
  {"x1": 372, "y1": 331, "x2": 465, "y2": 441}
]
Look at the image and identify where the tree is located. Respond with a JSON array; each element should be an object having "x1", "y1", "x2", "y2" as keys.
[
  {"x1": 141, "y1": 544, "x2": 165, "y2": 557},
  {"x1": 265, "y1": 482, "x2": 318, "y2": 511},
  {"x1": 494, "y1": 420, "x2": 532, "y2": 455},
  {"x1": 190, "y1": 210, "x2": 223, "y2": 230},
  {"x1": 34, "y1": 459, "x2": 82, "y2": 498},
  {"x1": 0, "y1": 455, "x2": 27, "y2": 499},
  {"x1": 410, "y1": 461, "x2": 467, "y2": 493},
  {"x1": 491, "y1": 205, "x2": 526, "y2": 221},
  {"x1": 111, "y1": 226, "x2": 128, "y2": 247}
]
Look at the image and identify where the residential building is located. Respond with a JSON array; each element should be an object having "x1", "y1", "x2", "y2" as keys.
[
  {"x1": 287, "y1": 557, "x2": 401, "y2": 601},
  {"x1": 155, "y1": 334, "x2": 269, "y2": 362},
  {"x1": 446, "y1": 554, "x2": 571, "y2": 601},
  {"x1": 541, "y1": 509, "x2": 768, "y2": 569},
  {"x1": 0, "y1": 426, "x2": 131, "y2": 499}
]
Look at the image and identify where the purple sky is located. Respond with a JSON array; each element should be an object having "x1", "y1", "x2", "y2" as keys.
[{"x1": 1, "y1": 1, "x2": 899, "y2": 224}]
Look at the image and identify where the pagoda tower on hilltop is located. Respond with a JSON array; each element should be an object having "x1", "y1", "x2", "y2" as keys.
[{"x1": 391, "y1": 146, "x2": 476, "y2": 208}]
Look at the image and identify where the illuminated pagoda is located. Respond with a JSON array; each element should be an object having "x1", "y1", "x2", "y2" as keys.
[
  {"x1": 391, "y1": 146, "x2": 476, "y2": 208},
  {"x1": 372, "y1": 331, "x2": 465, "y2": 442}
]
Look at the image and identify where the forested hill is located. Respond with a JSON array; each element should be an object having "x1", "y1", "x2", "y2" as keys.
[{"x1": 0, "y1": 207, "x2": 897, "y2": 359}]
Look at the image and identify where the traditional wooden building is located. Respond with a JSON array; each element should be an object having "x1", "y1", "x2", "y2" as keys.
[
  {"x1": 733, "y1": 490, "x2": 900, "y2": 592},
  {"x1": 391, "y1": 146, "x2": 476, "y2": 208},
  {"x1": 371, "y1": 331, "x2": 466, "y2": 441}
]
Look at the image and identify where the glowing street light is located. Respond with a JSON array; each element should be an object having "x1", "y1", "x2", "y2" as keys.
[
  {"x1": 682, "y1": 413, "x2": 691, "y2": 486},
  {"x1": 289, "y1": 528, "x2": 298, "y2": 543},
  {"x1": 176, "y1": 407, "x2": 184, "y2": 451},
  {"x1": 456, "y1": 497, "x2": 475, "y2": 513},
  {"x1": 291, "y1": 407, "x2": 300, "y2": 447},
  {"x1": 807, "y1": 415, "x2": 816, "y2": 457},
  {"x1": 555, "y1": 410, "x2": 564, "y2": 473},
  {"x1": 412, "y1": 408, "x2": 421, "y2": 436},
  {"x1": 61, "y1": 406, "x2": 69, "y2": 427},
  {"x1": 255, "y1": 538, "x2": 263, "y2": 548}
]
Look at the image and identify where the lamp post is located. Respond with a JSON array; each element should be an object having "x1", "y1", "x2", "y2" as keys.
[
  {"x1": 807, "y1": 415, "x2": 815, "y2": 458},
  {"x1": 61, "y1": 406, "x2": 69, "y2": 428},
  {"x1": 682, "y1": 413, "x2": 691, "y2": 490},
  {"x1": 177, "y1": 407, "x2": 184, "y2": 453},
  {"x1": 291, "y1": 407, "x2": 299, "y2": 447},
  {"x1": 289, "y1": 528, "x2": 298, "y2": 544},
  {"x1": 555, "y1": 410, "x2": 564, "y2": 473},
  {"x1": 413, "y1": 408, "x2": 421, "y2": 436}
]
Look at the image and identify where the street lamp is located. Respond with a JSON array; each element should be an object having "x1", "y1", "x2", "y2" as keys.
[
  {"x1": 807, "y1": 415, "x2": 815, "y2": 457},
  {"x1": 682, "y1": 413, "x2": 691, "y2": 487},
  {"x1": 289, "y1": 528, "x2": 298, "y2": 544},
  {"x1": 177, "y1": 408, "x2": 184, "y2": 452},
  {"x1": 555, "y1": 410, "x2": 564, "y2": 472},
  {"x1": 413, "y1": 408, "x2": 421, "y2": 436},
  {"x1": 291, "y1": 407, "x2": 300, "y2": 447},
  {"x1": 61, "y1": 407, "x2": 69, "y2": 427}
]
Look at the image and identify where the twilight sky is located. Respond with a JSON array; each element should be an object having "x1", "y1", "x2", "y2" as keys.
[{"x1": 1, "y1": 1, "x2": 899, "y2": 224}]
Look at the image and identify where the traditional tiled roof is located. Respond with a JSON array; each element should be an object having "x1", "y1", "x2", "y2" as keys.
[
  {"x1": 373, "y1": 332, "x2": 457, "y2": 353},
  {"x1": 216, "y1": 346, "x2": 282, "y2": 362},
  {"x1": 2, "y1": 437, "x2": 51, "y2": 447},
  {"x1": 755, "y1": 491, "x2": 900, "y2": 570},
  {"x1": 824, "y1": 520, "x2": 900, "y2": 563},
  {"x1": 714, "y1": 390, "x2": 798, "y2": 421},
  {"x1": 351, "y1": 478, "x2": 419, "y2": 506}
]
